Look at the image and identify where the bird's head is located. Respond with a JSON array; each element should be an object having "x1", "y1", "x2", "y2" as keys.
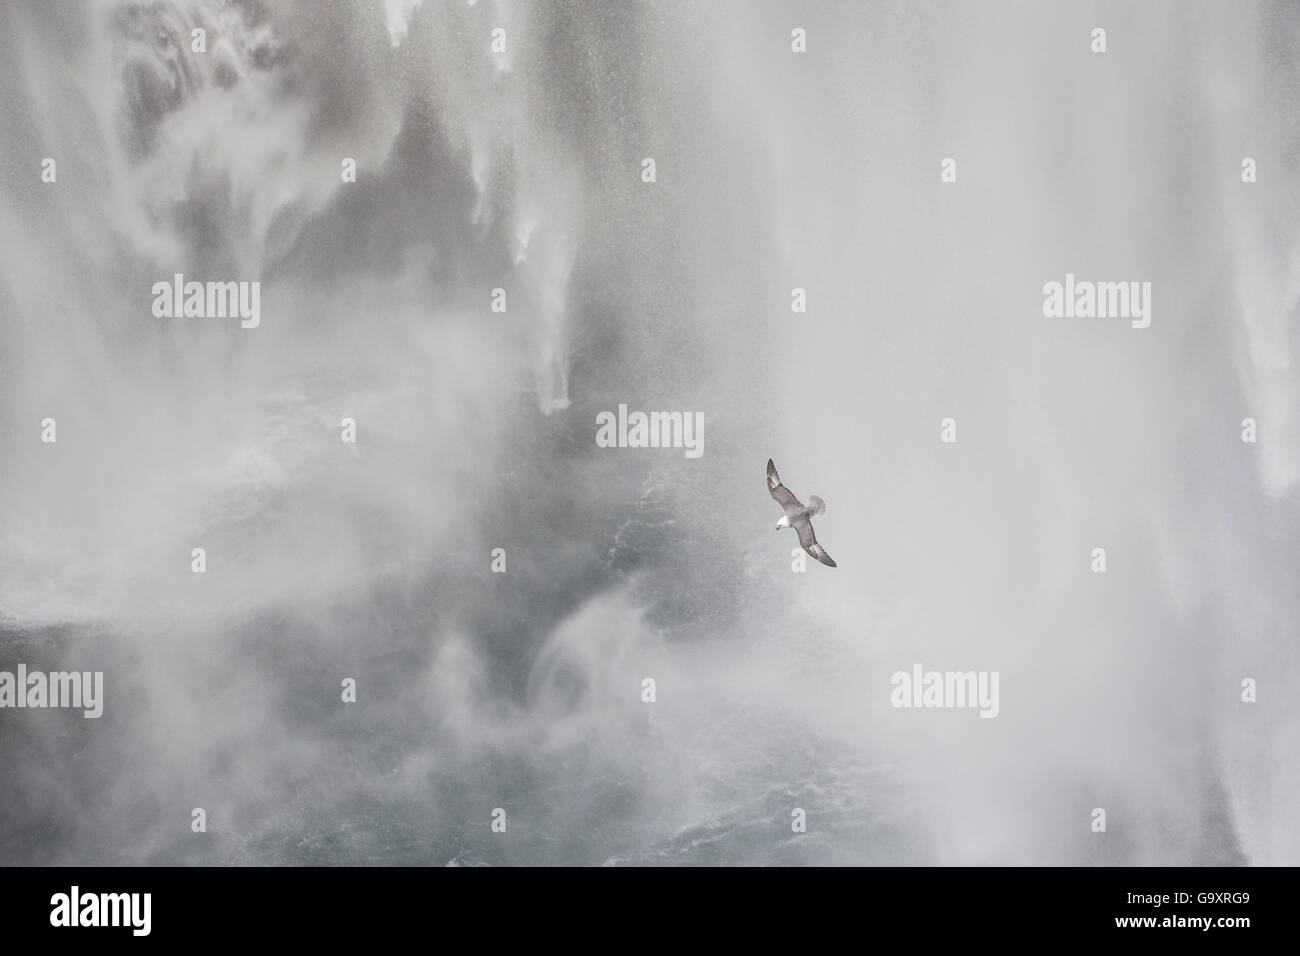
[{"x1": 775, "y1": 515, "x2": 790, "y2": 531}]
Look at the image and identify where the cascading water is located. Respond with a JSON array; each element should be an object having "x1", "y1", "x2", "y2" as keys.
[{"x1": 0, "y1": 0, "x2": 1295, "y2": 866}]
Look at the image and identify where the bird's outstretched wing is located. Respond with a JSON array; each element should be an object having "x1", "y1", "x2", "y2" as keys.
[
  {"x1": 767, "y1": 458, "x2": 800, "y2": 510},
  {"x1": 795, "y1": 518, "x2": 837, "y2": 567}
]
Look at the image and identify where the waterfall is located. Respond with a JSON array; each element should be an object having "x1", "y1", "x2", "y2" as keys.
[{"x1": 0, "y1": 0, "x2": 1295, "y2": 866}]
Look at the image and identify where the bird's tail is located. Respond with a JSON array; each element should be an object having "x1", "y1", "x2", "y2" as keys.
[{"x1": 806, "y1": 495, "x2": 826, "y2": 517}]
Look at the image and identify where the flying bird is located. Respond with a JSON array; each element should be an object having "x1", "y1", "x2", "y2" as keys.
[{"x1": 767, "y1": 458, "x2": 836, "y2": 567}]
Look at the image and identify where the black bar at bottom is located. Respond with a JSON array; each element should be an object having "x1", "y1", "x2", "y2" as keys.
[{"x1": 0, "y1": 865, "x2": 1278, "y2": 943}]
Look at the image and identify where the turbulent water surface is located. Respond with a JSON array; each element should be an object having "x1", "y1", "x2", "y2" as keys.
[{"x1": 0, "y1": 0, "x2": 1297, "y2": 865}]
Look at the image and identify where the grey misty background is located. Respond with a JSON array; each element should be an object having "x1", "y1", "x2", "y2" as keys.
[{"x1": 0, "y1": 0, "x2": 1296, "y2": 866}]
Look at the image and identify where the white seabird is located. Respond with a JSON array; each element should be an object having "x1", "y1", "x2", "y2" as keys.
[{"x1": 767, "y1": 458, "x2": 836, "y2": 568}]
